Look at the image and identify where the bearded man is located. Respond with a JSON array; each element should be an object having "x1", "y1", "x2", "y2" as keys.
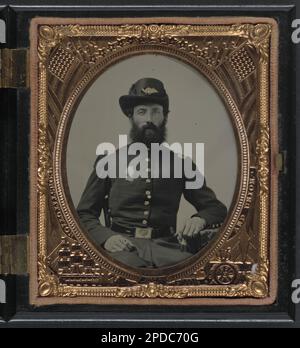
[{"x1": 77, "y1": 78, "x2": 227, "y2": 268}]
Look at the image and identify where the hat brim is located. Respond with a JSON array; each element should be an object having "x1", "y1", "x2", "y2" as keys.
[{"x1": 119, "y1": 95, "x2": 169, "y2": 117}]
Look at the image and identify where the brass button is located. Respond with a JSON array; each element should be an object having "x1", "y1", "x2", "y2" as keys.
[
  {"x1": 146, "y1": 179, "x2": 151, "y2": 183},
  {"x1": 142, "y1": 220, "x2": 147, "y2": 225},
  {"x1": 144, "y1": 211, "x2": 149, "y2": 216},
  {"x1": 145, "y1": 190, "x2": 151, "y2": 195},
  {"x1": 144, "y1": 201, "x2": 150, "y2": 206}
]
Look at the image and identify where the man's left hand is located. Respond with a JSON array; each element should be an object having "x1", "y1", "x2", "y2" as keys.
[{"x1": 177, "y1": 216, "x2": 206, "y2": 240}]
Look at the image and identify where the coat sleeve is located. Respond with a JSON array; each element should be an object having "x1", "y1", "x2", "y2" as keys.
[
  {"x1": 77, "y1": 160, "x2": 117, "y2": 247},
  {"x1": 183, "y1": 161, "x2": 228, "y2": 227}
]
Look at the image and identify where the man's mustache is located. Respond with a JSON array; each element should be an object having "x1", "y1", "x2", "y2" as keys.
[
  {"x1": 142, "y1": 123, "x2": 159, "y2": 132},
  {"x1": 129, "y1": 120, "x2": 167, "y2": 145}
]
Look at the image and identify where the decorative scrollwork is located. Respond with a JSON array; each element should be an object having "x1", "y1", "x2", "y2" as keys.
[
  {"x1": 116, "y1": 283, "x2": 189, "y2": 299},
  {"x1": 246, "y1": 259, "x2": 269, "y2": 298},
  {"x1": 67, "y1": 36, "x2": 240, "y2": 69},
  {"x1": 37, "y1": 123, "x2": 50, "y2": 194},
  {"x1": 32, "y1": 19, "x2": 276, "y2": 304},
  {"x1": 117, "y1": 24, "x2": 216, "y2": 39},
  {"x1": 256, "y1": 125, "x2": 270, "y2": 196},
  {"x1": 232, "y1": 24, "x2": 271, "y2": 63},
  {"x1": 38, "y1": 26, "x2": 61, "y2": 64},
  {"x1": 38, "y1": 256, "x2": 59, "y2": 297}
]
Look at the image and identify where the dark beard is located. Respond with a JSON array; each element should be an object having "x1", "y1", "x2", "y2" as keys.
[{"x1": 130, "y1": 121, "x2": 167, "y2": 147}]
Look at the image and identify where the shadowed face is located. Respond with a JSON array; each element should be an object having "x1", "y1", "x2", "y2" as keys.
[
  {"x1": 130, "y1": 103, "x2": 167, "y2": 146},
  {"x1": 132, "y1": 103, "x2": 164, "y2": 128}
]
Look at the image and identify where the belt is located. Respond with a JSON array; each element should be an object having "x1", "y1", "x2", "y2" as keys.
[{"x1": 111, "y1": 223, "x2": 172, "y2": 239}]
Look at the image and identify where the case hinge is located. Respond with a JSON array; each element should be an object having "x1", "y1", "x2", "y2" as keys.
[
  {"x1": 0, "y1": 235, "x2": 28, "y2": 275},
  {"x1": 0, "y1": 48, "x2": 29, "y2": 88},
  {"x1": 276, "y1": 151, "x2": 286, "y2": 174}
]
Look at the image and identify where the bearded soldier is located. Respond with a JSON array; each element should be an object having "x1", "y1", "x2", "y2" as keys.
[{"x1": 77, "y1": 78, "x2": 227, "y2": 268}]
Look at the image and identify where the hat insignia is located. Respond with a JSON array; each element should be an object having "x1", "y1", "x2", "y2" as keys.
[{"x1": 141, "y1": 87, "x2": 159, "y2": 95}]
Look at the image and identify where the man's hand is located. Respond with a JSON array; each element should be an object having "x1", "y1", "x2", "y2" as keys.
[
  {"x1": 104, "y1": 235, "x2": 136, "y2": 253},
  {"x1": 177, "y1": 216, "x2": 206, "y2": 241}
]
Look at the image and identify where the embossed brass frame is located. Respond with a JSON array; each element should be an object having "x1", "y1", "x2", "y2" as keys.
[{"x1": 29, "y1": 17, "x2": 278, "y2": 306}]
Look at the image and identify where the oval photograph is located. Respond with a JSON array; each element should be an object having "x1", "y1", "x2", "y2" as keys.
[{"x1": 66, "y1": 54, "x2": 238, "y2": 270}]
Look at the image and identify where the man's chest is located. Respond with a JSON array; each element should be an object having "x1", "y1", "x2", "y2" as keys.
[{"x1": 109, "y1": 177, "x2": 184, "y2": 203}]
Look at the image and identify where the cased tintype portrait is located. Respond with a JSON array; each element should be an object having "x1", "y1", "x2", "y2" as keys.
[
  {"x1": 29, "y1": 17, "x2": 278, "y2": 306},
  {"x1": 69, "y1": 56, "x2": 236, "y2": 269}
]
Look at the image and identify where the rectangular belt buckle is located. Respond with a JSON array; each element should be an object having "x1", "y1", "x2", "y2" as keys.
[{"x1": 135, "y1": 227, "x2": 153, "y2": 239}]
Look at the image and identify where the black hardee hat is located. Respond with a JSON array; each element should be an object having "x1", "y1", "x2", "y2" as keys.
[{"x1": 119, "y1": 78, "x2": 169, "y2": 117}]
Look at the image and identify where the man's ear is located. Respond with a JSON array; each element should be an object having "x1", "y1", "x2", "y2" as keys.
[
  {"x1": 128, "y1": 114, "x2": 134, "y2": 125},
  {"x1": 164, "y1": 113, "x2": 169, "y2": 124},
  {"x1": 126, "y1": 108, "x2": 133, "y2": 118}
]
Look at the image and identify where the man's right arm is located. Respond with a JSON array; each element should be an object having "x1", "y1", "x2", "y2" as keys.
[{"x1": 77, "y1": 164, "x2": 117, "y2": 248}]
